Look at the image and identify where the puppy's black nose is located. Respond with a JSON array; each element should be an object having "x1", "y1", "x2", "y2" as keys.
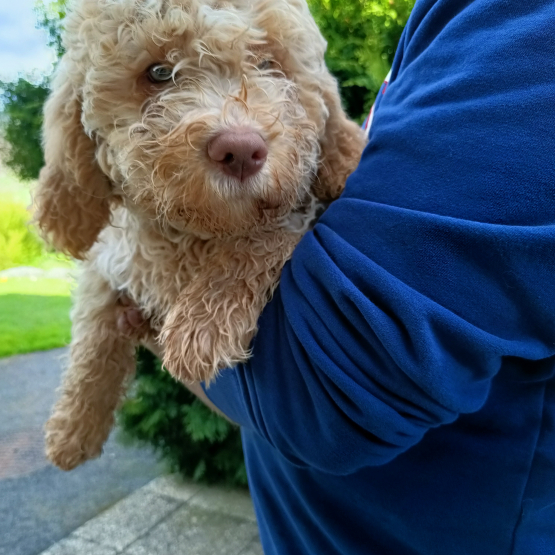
[{"x1": 208, "y1": 128, "x2": 268, "y2": 181}]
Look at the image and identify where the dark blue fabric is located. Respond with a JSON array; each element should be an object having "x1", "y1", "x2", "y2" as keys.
[{"x1": 204, "y1": 0, "x2": 555, "y2": 553}]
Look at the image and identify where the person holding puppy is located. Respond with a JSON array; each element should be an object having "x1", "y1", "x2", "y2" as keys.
[{"x1": 189, "y1": 0, "x2": 555, "y2": 553}]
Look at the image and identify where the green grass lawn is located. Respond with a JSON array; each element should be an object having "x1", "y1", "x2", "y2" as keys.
[
  {"x1": 0, "y1": 277, "x2": 72, "y2": 358},
  {"x1": 0, "y1": 168, "x2": 74, "y2": 357}
]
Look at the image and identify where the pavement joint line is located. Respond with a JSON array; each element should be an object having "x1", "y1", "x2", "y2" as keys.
[
  {"x1": 151, "y1": 486, "x2": 255, "y2": 527},
  {"x1": 44, "y1": 485, "x2": 181, "y2": 554},
  {"x1": 156, "y1": 492, "x2": 192, "y2": 504},
  {"x1": 73, "y1": 483, "x2": 188, "y2": 553},
  {"x1": 183, "y1": 483, "x2": 257, "y2": 523},
  {"x1": 205, "y1": 509, "x2": 256, "y2": 523},
  {"x1": 235, "y1": 532, "x2": 262, "y2": 555},
  {"x1": 77, "y1": 537, "x2": 105, "y2": 548},
  {"x1": 75, "y1": 535, "x2": 109, "y2": 548},
  {"x1": 116, "y1": 499, "x2": 187, "y2": 554}
]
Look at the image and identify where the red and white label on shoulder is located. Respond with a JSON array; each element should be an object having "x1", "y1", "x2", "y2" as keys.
[{"x1": 362, "y1": 70, "x2": 391, "y2": 139}]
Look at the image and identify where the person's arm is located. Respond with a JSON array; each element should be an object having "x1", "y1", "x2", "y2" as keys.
[
  {"x1": 187, "y1": 381, "x2": 230, "y2": 420},
  {"x1": 201, "y1": 0, "x2": 555, "y2": 474}
]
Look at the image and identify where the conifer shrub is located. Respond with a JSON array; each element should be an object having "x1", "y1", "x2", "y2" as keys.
[{"x1": 118, "y1": 349, "x2": 247, "y2": 486}]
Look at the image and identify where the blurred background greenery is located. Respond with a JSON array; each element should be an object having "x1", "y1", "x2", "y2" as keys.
[{"x1": 0, "y1": 0, "x2": 414, "y2": 485}]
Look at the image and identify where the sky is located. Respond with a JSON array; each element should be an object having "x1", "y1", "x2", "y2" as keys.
[{"x1": 0, "y1": 0, "x2": 57, "y2": 82}]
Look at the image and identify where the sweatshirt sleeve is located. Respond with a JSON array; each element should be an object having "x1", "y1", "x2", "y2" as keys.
[{"x1": 204, "y1": 0, "x2": 555, "y2": 474}]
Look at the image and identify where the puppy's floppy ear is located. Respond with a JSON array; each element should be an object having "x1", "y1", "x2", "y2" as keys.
[
  {"x1": 264, "y1": 0, "x2": 366, "y2": 201},
  {"x1": 313, "y1": 80, "x2": 367, "y2": 201},
  {"x1": 35, "y1": 66, "x2": 112, "y2": 259}
]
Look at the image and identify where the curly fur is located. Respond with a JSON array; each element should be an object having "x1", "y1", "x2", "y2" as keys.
[{"x1": 36, "y1": 0, "x2": 365, "y2": 470}]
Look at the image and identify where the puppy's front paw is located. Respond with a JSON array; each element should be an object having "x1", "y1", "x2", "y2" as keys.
[
  {"x1": 161, "y1": 301, "x2": 253, "y2": 384},
  {"x1": 45, "y1": 411, "x2": 106, "y2": 471},
  {"x1": 161, "y1": 315, "x2": 219, "y2": 384}
]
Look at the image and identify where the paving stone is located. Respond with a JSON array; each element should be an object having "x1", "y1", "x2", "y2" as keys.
[
  {"x1": 188, "y1": 485, "x2": 257, "y2": 522},
  {"x1": 0, "y1": 426, "x2": 49, "y2": 480},
  {"x1": 143, "y1": 474, "x2": 203, "y2": 502},
  {"x1": 75, "y1": 488, "x2": 180, "y2": 551},
  {"x1": 122, "y1": 504, "x2": 258, "y2": 555},
  {"x1": 239, "y1": 538, "x2": 264, "y2": 555},
  {"x1": 39, "y1": 536, "x2": 117, "y2": 555}
]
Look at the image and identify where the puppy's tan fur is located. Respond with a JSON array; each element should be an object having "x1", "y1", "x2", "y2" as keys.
[{"x1": 36, "y1": 0, "x2": 365, "y2": 470}]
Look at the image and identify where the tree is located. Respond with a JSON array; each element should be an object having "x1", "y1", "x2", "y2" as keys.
[
  {"x1": 0, "y1": 79, "x2": 49, "y2": 180},
  {"x1": 0, "y1": 0, "x2": 65, "y2": 181},
  {"x1": 35, "y1": 0, "x2": 67, "y2": 59},
  {"x1": 308, "y1": 0, "x2": 414, "y2": 120}
]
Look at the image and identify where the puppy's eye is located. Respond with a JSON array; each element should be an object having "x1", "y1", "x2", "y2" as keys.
[{"x1": 147, "y1": 64, "x2": 173, "y2": 83}]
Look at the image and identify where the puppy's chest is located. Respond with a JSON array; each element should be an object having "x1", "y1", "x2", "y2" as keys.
[
  {"x1": 93, "y1": 212, "x2": 208, "y2": 323},
  {"x1": 92, "y1": 200, "x2": 323, "y2": 325}
]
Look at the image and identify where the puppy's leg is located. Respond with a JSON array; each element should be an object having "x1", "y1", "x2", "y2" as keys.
[
  {"x1": 161, "y1": 230, "x2": 299, "y2": 384},
  {"x1": 45, "y1": 266, "x2": 140, "y2": 470}
]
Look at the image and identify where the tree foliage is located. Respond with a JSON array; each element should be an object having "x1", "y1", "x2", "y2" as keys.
[
  {"x1": 0, "y1": 79, "x2": 49, "y2": 180},
  {"x1": 308, "y1": 0, "x2": 414, "y2": 120},
  {"x1": 35, "y1": 0, "x2": 67, "y2": 59},
  {"x1": 0, "y1": 202, "x2": 45, "y2": 270},
  {"x1": 0, "y1": 0, "x2": 65, "y2": 181}
]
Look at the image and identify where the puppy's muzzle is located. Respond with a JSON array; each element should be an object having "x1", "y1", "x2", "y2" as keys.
[{"x1": 208, "y1": 127, "x2": 268, "y2": 182}]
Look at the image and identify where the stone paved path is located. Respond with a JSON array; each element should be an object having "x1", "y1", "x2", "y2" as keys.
[
  {"x1": 0, "y1": 349, "x2": 164, "y2": 555},
  {"x1": 39, "y1": 475, "x2": 262, "y2": 555}
]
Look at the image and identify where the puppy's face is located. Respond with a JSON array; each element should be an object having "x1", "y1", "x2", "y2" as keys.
[{"x1": 65, "y1": 0, "x2": 330, "y2": 237}]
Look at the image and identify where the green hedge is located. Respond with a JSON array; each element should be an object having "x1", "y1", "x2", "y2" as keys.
[{"x1": 119, "y1": 349, "x2": 247, "y2": 486}]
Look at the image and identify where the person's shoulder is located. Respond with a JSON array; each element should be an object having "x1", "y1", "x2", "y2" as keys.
[{"x1": 347, "y1": 0, "x2": 555, "y2": 227}]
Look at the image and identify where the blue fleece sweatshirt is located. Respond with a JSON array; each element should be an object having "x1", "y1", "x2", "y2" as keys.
[{"x1": 204, "y1": 1, "x2": 555, "y2": 553}]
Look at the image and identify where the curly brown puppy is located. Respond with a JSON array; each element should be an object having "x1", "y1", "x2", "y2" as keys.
[{"x1": 36, "y1": 0, "x2": 365, "y2": 471}]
